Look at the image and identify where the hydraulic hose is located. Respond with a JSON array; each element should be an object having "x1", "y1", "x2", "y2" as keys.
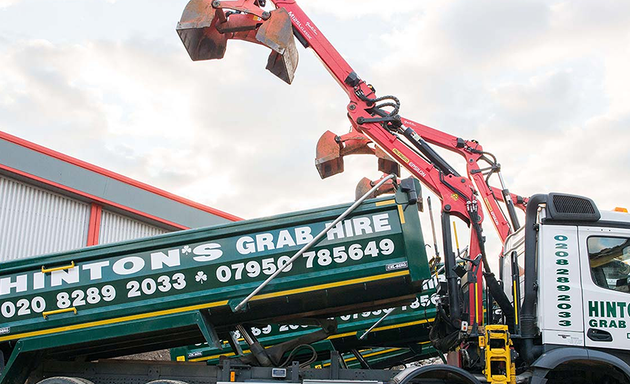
[
  {"x1": 468, "y1": 195, "x2": 515, "y2": 330},
  {"x1": 484, "y1": 271, "x2": 515, "y2": 331}
]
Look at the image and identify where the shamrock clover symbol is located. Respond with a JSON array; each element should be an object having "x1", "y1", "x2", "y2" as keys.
[
  {"x1": 195, "y1": 271, "x2": 208, "y2": 283},
  {"x1": 182, "y1": 245, "x2": 192, "y2": 255}
]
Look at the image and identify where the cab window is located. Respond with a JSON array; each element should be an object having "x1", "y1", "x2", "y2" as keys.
[{"x1": 587, "y1": 236, "x2": 630, "y2": 294}]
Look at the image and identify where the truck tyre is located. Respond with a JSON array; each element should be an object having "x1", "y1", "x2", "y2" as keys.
[
  {"x1": 145, "y1": 381, "x2": 189, "y2": 384},
  {"x1": 36, "y1": 377, "x2": 94, "y2": 384},
  {"x1": 393, "y1": 365, "x2": 481, "y2": 384},
  {"x1": 73, "y1": 379, "x2": 94, "y2": 384}
]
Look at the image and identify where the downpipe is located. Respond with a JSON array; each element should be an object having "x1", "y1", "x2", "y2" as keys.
[{"x1": 520, "y1": 194, "x2": 547, "y2": 364}]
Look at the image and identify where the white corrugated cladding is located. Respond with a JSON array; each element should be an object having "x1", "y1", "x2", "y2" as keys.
[
  {"x1": 0, "y1": 175, "x2": 90, "y2": 261},
  {"x1": 99, "y1": 209, "x2": 169, "y2": 245}
]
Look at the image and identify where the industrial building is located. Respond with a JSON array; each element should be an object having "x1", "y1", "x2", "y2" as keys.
[{"x1": 0, "y1": 131, "x2": 240, "y2": 262}]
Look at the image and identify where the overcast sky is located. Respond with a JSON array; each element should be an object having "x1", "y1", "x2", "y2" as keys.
[{"x1": 2, "y1": 0, "x2": 630, "y2": 263}]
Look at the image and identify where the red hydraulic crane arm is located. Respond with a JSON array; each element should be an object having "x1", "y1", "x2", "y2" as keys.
[
  {"x1": 272, "y1": 1, "x2": 356, "y2": 97},
  {"x1": 271, "y1": 0, "x2": 520, "y2": 325},
  {"x1": 176, "y1": 0, "x2": 525, "y2": 327},
  {"x1": 273, "y1": 0, "x2": 522, "y2": 239},
  {"x1": 400, "y1": 117, "x2": 518, "y2": 241}
]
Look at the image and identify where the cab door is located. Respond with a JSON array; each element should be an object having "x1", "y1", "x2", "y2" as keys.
[
  {"x1": 538, "y1": 225, "x2": 585, "y2": 347},
  {"x1": 579, "y1": 226, "x2": 630, "y2": 351}
]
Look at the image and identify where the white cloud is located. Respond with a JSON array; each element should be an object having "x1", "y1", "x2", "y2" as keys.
[
  {"x1": 1, "y1": 0, "x2": 630, "y2": 244},
  {"x1": 0, "y1": 0, "x2": 20, "y2": 8},
  {"x1": 509, "y1": 114, "x2": 630, "y2": 206},
  {"x1": 298, "y1": 0, "x2": 427, "y2": 20},
  {"x1": 0, "y1": 32, "x2": 377, "y2": 218}
]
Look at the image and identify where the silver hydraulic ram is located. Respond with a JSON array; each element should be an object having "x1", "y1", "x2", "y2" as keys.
[{"x1": 233, "y1": 174, "x2": 398, "y2": 312}]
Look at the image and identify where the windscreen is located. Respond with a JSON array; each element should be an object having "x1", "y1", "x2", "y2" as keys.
[{"x1": 588, "y1": 236, "x2": 630, "y2": 294}]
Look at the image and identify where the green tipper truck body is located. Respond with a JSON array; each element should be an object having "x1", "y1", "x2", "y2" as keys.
[
  {"x1": 0, "y1": 188, "x2": 429, "y2": 384},
  {"x1": 171, "y1": 285, "x2": 438, "y2": 366}
]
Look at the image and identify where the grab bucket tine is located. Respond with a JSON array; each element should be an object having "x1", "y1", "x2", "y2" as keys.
[
  {"x1": 177, "y1": 1, "x2": 299, "y2": 82},
  {"x1": 177, "y1": 0, "x2": 228, "y2": 61},
  {"x1": 315, "y1": 130, "x2": 344, "y2": 179},
  {"x1": 266, "y1": 43, "x2": 298, "y2": 84},
  {"x1": 256, "y1": 8, "x2": 299, "y2": 84},
  {"x1": 355, "y1": 177, "x2": 397, "y2": 201}
]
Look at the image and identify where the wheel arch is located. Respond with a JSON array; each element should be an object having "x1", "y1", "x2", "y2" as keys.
[
  {"x1": 529, "y1": 347, "x2": 630, "y2": 384},
  {"x1": 393, "y1": 365, "x2": 482, "y2": 384}
]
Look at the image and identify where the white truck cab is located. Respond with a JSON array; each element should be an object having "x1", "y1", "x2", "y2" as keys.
[{"x1": 501, "y1": 194, "x2": 630, "y2": 383}]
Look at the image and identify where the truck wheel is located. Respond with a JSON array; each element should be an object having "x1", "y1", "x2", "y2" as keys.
[
  {"x1": 37, "y1": 377, "x2": 94, "y2": 384},
  {"x1": 393, "y1": 365, "x2": 481, "y2": 384},
  {"x1": 73, "y1": 379, "x2": 94, "y2": 384},
  {"x1": 145, "y1": 381, "x2": 189, "y2": 384}
]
